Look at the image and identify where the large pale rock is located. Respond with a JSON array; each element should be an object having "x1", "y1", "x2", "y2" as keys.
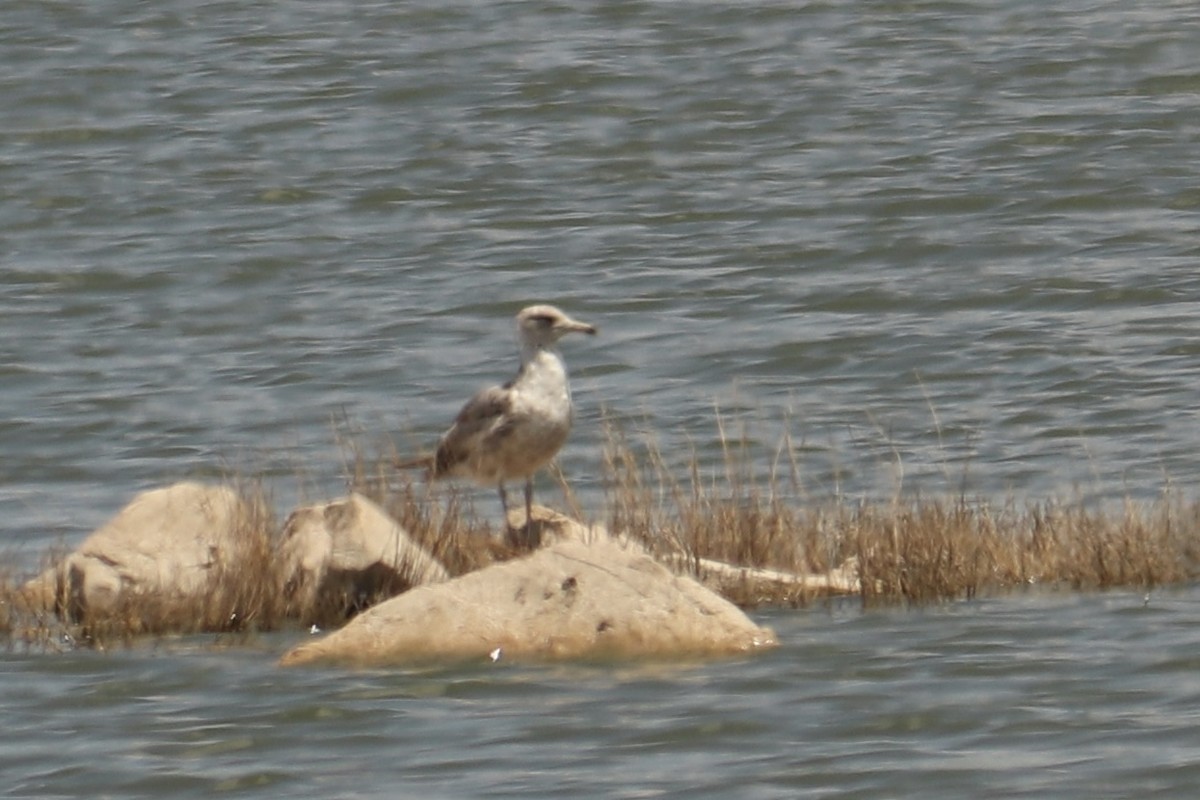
[
  {"x1": 41, "y1": 481, "x2": 259, "y2": 624},
  {"x1": 279, "y1": 534, "x2": 777, "y2": 667},
  {"x1": 279, "y1": 493, "x2": 449, "y2": 621}
]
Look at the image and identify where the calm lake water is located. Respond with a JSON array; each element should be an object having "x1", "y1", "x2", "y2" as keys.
[{"x1": 4, "y1": 0, "x2": 1200, "y2": 796}]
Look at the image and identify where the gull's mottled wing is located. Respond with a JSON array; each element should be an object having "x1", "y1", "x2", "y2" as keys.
[{"x1": 433, "y1": 383, "x2": 517, "y2": 478}]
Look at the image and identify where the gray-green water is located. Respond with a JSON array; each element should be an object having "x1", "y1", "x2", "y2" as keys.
[
  {"x1": 7, "y1": 593, "x2": 1200, "y2": 798},
  {"x1": 4, "y1": 0, "x2": 1200, "y2": 796}
]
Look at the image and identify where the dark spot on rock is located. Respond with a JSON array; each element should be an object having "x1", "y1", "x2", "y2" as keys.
[
  {"x1": 596, "y1": 620, "x2": 611, "y2": 633},
  {"x1": 561, "y1": 576, "x2": 577, "y2": 592}
]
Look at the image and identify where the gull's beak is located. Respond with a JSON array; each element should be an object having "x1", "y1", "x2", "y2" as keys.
[{"x1": 558, "y1": 316, "x2": 597, "y2": 337}]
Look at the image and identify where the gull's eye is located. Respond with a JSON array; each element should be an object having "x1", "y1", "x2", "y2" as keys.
[{"x1": 530, "y1": 314, "x2": 555, "y2": 327}]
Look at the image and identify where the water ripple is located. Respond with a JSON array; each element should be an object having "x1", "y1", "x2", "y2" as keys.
[{"x1": 4, "y1": 2, "x2": 1200, "y2": 790}]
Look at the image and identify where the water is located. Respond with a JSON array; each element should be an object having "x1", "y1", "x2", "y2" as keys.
[
  {"x1": 5, "y1": 590, "x2": 1200, "y2": 798},
  {"x1": 3, "y1": 0, "x2": 1200, "y2": 795}
]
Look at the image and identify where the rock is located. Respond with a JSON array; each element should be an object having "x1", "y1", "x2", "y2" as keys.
[
  {"x1": 32, "y1": 481, "x2": 263, "y2": 629},
  {"x1": 278, "y1": 493, "x2": 449, "y2": 622},
  {"x1": 279, "y1": 534, "x2": 777, "y2": 668},
  {"x1": 502, "y1": 503, "x2": 598, "y2": 548}
]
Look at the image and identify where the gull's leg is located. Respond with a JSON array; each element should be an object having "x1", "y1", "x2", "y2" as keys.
[
  {"x1": 523, "y1": 477, "x2": 535, "y2": 548},
  {"x1": 497, "y1": 484, "x2": 509, "y2": 525}
]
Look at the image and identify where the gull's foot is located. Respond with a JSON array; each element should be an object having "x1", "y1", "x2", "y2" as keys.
[
  {"x1": 503, "y1": 504, "x2": 589, "y2": 550},
  {"x1": 503, "y1": 518, "x2": 542, "y2": 550},
  {"x1": 504, "y1": 505, "x2": 551, "y2": 550}
]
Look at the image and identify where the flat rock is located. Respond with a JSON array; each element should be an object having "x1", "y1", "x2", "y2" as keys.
[
  {"x1": 279, "y1": 493, "x2": 449, "y2": 621},
  {"x1": 279, "y1": 534, "x2": 777, "y2": 668}
]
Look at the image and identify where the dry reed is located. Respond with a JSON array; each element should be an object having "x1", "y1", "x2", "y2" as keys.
[{"x1": 601, "y1": 413, "x2": 1200, "y2": 607}]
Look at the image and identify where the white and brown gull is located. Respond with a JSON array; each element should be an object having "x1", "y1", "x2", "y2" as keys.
[{"x1": 399, "y1": 305, "x2": 597, "y2": 545}]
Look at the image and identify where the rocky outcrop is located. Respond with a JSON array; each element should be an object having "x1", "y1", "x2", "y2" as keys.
[
  {"x1": 28, "y1": 481, "x2": 264, "y2": 629},
  {"x1": 20, "y1": 483, "x2": 451, "y2": 635},
  {"x1": 279, "y1": 533, "x2": 777, "y2": 668},
  {"x1": 279, "y1": 493, "x2": 449, "y2": 623}
]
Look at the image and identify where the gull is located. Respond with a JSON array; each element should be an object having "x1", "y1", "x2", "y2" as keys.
[{"x1": 401, "y1": 305, "x2": 597, "y2": 545}]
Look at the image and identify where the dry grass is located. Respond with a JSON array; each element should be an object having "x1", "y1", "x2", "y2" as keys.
[
  {"x1": 338, "y1": 431, "x2": 519, "y2": 576},
  {"x1": 2, "y1": 542, "x2": 77, "y2": 652},
  {"x1": 3, "y1": 414, "x2": 1199, "y2": 651},
  {"x1": 837, "y1": 496, "x2": 1200, "y2": 605},
  {"x1": 601, "y1": 414, "x2": 1200, "y2": 606}
]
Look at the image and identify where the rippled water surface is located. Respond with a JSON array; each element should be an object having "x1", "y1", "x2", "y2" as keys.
[
  {"x1": 4, "y1": 0, "x2": 1200, "y2": 795},
  {"x1": 7, "y1": 590, "x2": 1200, "y2": 798}
]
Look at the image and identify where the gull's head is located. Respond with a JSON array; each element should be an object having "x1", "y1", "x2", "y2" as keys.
[{"x1": 516, "y1": 305, "x2": 597, "y2": 349}]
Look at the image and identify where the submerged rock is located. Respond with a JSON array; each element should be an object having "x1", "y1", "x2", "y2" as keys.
[
  {"x1": 278, "y1": 493, "x2": 449, "y2": 622},
  {"x1": 279, "y1": 533, "x2": 777, "y2": 668}
]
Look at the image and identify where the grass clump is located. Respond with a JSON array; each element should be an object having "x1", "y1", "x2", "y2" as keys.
[
  {"x1": 601, "y1": 414, "x2": 1200, "y2": 607},
  {"x1": 843, "y1": 497, "x2": 1200, "y2": 605}
]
